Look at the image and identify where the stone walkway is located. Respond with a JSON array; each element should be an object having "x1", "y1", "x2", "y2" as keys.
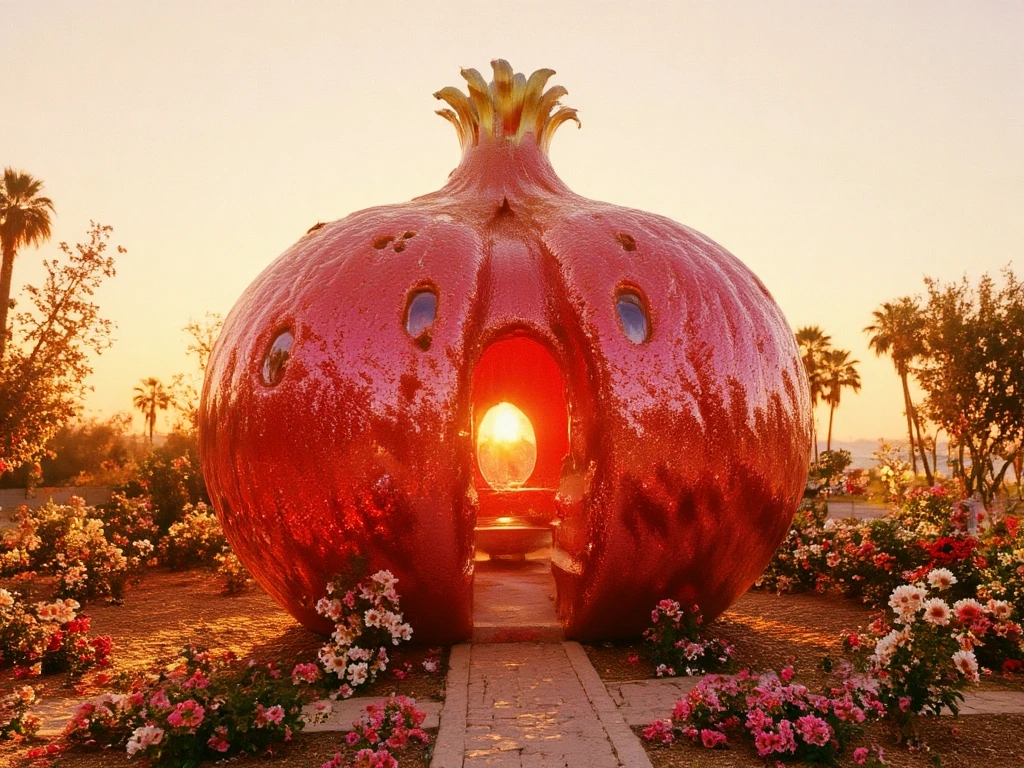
[{"x1": 431, "y1": 642, "x2": 650, "y2": 768}]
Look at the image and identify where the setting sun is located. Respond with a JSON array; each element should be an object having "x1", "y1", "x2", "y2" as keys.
[{"x1": 476, "y1": 402, "x2": 537, "y2": 490}]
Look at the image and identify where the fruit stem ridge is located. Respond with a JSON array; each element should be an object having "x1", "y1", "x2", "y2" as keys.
[{"x1": 434, "y1": 60, "x2": 580, "y2": 153}]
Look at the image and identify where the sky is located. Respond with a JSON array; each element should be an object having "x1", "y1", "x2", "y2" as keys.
[{"x1": 3, "y1": 0, "x2": 1022, "y2": 442}]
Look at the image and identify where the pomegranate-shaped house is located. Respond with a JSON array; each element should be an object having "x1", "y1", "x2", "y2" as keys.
[{"x1": 200, "y1": 61, "x2": 812, "y2": 643}]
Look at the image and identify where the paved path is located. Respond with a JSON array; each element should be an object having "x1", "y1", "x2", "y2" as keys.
[{"x1": 431, "y1": 642, "x2": 651, "y2": 768}]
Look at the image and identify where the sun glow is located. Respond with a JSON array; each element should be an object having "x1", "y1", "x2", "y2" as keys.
[{"x1": 476, "y1": 402, "x2": 537, "y2": 490}]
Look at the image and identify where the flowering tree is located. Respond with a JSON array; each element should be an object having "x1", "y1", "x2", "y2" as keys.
[{"x1": 0, "y1": 222, "x2": 122, "y2": 471}]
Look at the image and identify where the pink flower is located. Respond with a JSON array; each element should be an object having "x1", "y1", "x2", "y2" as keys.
[
  {"x1": 700, "y1": 729, "x2": 727, "y2": 748},
  {"x1": 780, "y1": 666, "x2": 795, "y2": 683},
  {"x1": 641, "y1": 719, "x2": 674, "y2": 745},
  {"x1": 255, "y1": 703, "x2": 285, "y2": 727},
  {"x1": 347, "y1": 731, "x2": 361, "y2": 745},
  {"x1": 795, "y1": 715, "x2": 831, "y2": 747},
  {"x1": 292, "y1": 662, "x2": 321, "y2": 685},
  {"x1": 168, "y1": 700, "x2": 205, "y2": 728},
  {"x1": 183, "y1": 671, "x2": 210, "y2": 689},
  {"x1": 853, "y1": 746, "x2": 869, "y2": 765},
  {"x1": 207, "y1": 726, "x2": 230, "y2": 752}
]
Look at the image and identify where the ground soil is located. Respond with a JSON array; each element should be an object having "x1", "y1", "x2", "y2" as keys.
[{"x1": 0, "y1": 568, "x2": 445, "y2": 767}]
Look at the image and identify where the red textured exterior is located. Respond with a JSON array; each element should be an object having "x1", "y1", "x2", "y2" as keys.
[{"x1": 199, "y1": 136, "x2": 812, "y2": 643}]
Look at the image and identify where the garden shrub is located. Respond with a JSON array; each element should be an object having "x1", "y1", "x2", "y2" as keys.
[
  {"x1": 0, "y1": 589, "x2": 111, "y2": 676},
  {"x1": 645, "y1": 666, "x2": 884, "y2": 763},
  {"x1": 214, "y1": 550, "x2": 251, "y2": 594},
  {"x1": 63, "y1": 644, "x2": 319, "y2": 766},
  {"x1": 643, "y1": 599, "x2": 734, "y2": 677},
  {"x1": 158, "y1": 502, "x2": 227, "y2": 570},
  {"x1": 115, "y1": 432, "x2": 208, "y2": 534},
  {"x1": 0, "y1": 685, "x2": 40, "y2": 741},
  {"x1": 843, "y1": 573, "x2": 1022, "y2": 739},
  {"x1": 316, "y1": 569, "x2": 412, "y2": 698},
  {"x1": 319, "y1": 695, "x2": 429, "y2": 768},
  {"x1": 1, "y1": 498, "x2": 150, "y2": 601}
]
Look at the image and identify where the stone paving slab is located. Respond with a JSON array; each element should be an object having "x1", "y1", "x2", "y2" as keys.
[{"x1": 606, "y1": 677, "x2": 700, "y2": 727}]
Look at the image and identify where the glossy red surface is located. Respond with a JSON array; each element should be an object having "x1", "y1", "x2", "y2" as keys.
[{"x1": 199, "y1": 64, "x2": 811, "y2": 643}]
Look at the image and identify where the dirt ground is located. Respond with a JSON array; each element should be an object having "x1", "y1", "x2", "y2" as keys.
[
  {"x1": 0, "y1": 568, "x2": 444, "y2": 767},
  {"x1": 587, "y1": 590, "x2": 1024, "y2": 767}
]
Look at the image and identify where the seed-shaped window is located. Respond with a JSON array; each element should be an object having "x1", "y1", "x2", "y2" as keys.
[
  {"x1": 616, "y1": 291, "x2": 649, "y2": 344},
  {"x1": 406, "y1": 290, "x2": 437, "y2": 338},
  {"x1": 261, "y1": 330, "x2": 294, "y2": 386}
]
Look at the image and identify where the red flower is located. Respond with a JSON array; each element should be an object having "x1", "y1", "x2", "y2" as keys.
[
  {"x1": 1002, "y1": 659, "x2": 1023, "y2": 676},
  {"x1": 927, "y1": 537, "x2": 977, "y2": 564}
]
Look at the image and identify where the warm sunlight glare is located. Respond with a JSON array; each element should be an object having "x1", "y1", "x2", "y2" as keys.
[{"x1": 476, "y1": 402, "x2": 537, "y2": 490}]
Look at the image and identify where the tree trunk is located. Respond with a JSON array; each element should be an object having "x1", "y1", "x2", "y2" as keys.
[
  {"x1": 910, "y1": 404, "x2": 934, "y2": 485},
  {"x1": 827, "y1": 403, "x2": 835, "y2": 452},
  {"x1": 148, "y1": 405, "x2": 155, "y2": 444},
  {"x1": 899, "y1": 371, "x2": 919, "y2": 474},
  {"x1": 0, "y1": 243, "x2": 16, "y2": 362}
]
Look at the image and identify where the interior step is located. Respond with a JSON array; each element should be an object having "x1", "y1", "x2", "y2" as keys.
[{"x1": 472, "y1": 553, "x2": 563, "y2": 643}]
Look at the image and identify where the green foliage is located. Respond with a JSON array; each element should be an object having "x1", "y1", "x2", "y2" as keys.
[
  {"x1": 808, "y1": 449, "x2": 853, "y2": 493},
  {"x1": 0, "y1": 414, "x2": 136, "y2": 489},
  {"x1": 917, "y1": 268, "x2": 1024, "y2": 506}
]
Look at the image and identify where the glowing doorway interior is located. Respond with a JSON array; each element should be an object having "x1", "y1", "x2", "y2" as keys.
[{"x1": 476, "y1": 402, "x2": 537, "y2": 490}]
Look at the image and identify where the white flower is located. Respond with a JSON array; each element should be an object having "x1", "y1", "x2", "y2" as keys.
[
  {"x1": 371, "y1": 570, "x2": 398, "y2": 590},
  {"x1": 346, "y1": 646, "x2": 371, "y2": 662},
  {"x1": 987, "y1": 599, "x2": 1012, "y2": 621},
  {"x1": 332, "y1": 625, "x2": 355, "y2": 647},
  {"x1": 927, "y1": 568, "x2": 957, "y2": 591},
  {"x1": 922, "y1": 598, "x2": 951, "y2": 626},
  {"x1": 871, "y1": 628, "x2": 911, "y2": 667},
  {"x1": 0, "y1": 589, "x2": 14, "y2": 608},
  {"x1": 888, "y1": 585, "x2": 926, "y2": 622},
  {"x1": 319, "y1": 649, "x2": 348, "y2": 678},
  {"x1": 347, "y1": 662, "x2": 368, "y2": 686},
  {"x1": 952, "y1": 650, "x2": 979, "y2": 681},
  {"x1": 364, "y1": 608, "x2": 382, "y2": 628},
  {"x1": 126, "y1": 725, "x2": 164, "y2": 757}
]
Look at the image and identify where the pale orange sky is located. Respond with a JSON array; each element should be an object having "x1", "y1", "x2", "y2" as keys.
[{"x1": 3, "y1": 1, "x2": 1022, "y2": 442}]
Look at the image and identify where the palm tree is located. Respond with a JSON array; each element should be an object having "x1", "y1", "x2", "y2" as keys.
[
  {"x1": 0, "y1": 168, "x2": 55, "y2": 361},
  {"x1": 133, "y1": 377, "x2": 171, "y2": 444},
  {"x1": 864, "y1": 297, "x2": 933, "y2": 484},
  {"x1": 822, "y1": 348, "x2": 861, "y2": 452},
  {"x1": 795, "y1": 326, "x2": 832, "y2": 460}
]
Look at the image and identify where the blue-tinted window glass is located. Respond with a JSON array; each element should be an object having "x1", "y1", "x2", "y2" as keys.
[
  {"x1": 406, "y1": 290, "x2": 437, "y2": 338},
  {"x1": 616, "y1": 293, "x2": 649, "y2": 344},
  {"x1": 261, "y1": 330, "x2": 293, "y2": 385}
]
